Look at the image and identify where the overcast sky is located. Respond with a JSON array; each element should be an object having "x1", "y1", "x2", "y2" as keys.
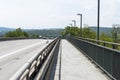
[{"x1": 0, "y1": 0, "x2": 120, "y2": 29}]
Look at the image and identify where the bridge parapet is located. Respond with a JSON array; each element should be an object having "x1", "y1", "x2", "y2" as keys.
[
  {"x1": 10, "y1": 37, "x2": 60, "y2": 80},
  {"x1": 78, "y1": 37, "x2": 120, "y2": 49},
  {"x1": 66, "y1": 36, "x2": 120, "y2": 80},
  {"x1": 0, "y1": 37, "x2": 42, "y2": 41}
]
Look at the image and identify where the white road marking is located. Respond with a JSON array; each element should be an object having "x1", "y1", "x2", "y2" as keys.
[{"x1": 0, "y1": 42, "x2": 44, "y2": 59}]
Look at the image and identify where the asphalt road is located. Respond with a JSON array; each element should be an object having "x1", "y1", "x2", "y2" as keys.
[{"x1": 0, "y1": 39, "x2": 52, "y2": 80}]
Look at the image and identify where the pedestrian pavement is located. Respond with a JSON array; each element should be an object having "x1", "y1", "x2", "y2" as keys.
[{"x1": 54, "y1": 39, "x2": 110, "y2": 80}]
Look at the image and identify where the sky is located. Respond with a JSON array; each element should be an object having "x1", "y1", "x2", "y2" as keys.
[{"x1": 0, "y1": 0, "x2": 120, "y2": 29}]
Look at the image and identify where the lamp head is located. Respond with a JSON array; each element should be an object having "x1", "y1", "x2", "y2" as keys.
[
  {"x1": 77, "y1": 13, "x2": 82, "y2": 16},
  {"x1": 72, "y1": 20, "x2": 76, "y2": 22}
]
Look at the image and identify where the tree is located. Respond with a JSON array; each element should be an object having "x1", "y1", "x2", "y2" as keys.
[
  {"x1": 5, "y1": 28, "x2": 29, "y2": 38},
  {"x1": 64, "y1": 26, "x2": 80, "y2": 36},
  {"x1": 15, "y1": 28, "x2": 24, "y2": 37},
  {"x1": 100, "y1": 32, "x2": 112, "y2": 42},
  {"x1": 23, "y1": 31, "x2": 29, "y2": 38},
  {"x1": 31, "y1": 34, "x2": 39, "y2": 38},
  {"x1": 111, "y1": 24, "x2": 120, "y2": 43},
  {"x1": 63, "y1": 25, "x2": 96, "y2": 39},
  {"x1": 5, "y1": 31, "x2": 17, "y2": 37},
  {"x1": 82, "y1": 27, "x2": 96, "y2": 39}
]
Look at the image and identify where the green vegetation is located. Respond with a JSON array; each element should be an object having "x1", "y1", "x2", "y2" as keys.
[
  {"x1": 31, "y1": 34, "x2": 39, "y2": 38},
  {"x1": 4, "y1": 28, "x2": 63, "y2": 38},
  {"x1": 82, "y1": 27, "x2": 96, "y2": 39},
  {"x1": 5, "y1": 28, "x2": 29, "y2": 38},
  {"x1": 25, "y1": 29, "x2": 63, "y2": 38},
  {"x1": 62, "y1": 24, "x2": 120, "y2": 43},
  {"x1": 111, "y1": 25, "x2": 120, "y2": 43},
  {"x1": 62, "y1": 24, "x2": 120, "y2": 50},
  {"x1": 62, "y1": 25, "x2": 96, "y2": 39},
  {"x1": 62, "y1": 26, "x2": 80, "y2": 36},
  {"x1": 100, "y1": 32, "x2": 112, "y2": 42}
]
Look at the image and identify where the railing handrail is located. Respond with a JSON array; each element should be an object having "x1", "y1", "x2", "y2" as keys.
[
  {"x1": 10, "y1": 37, "x2": 59, "y2": 80},
  {"x1": 66, "y1": 36, "x2": 119, "y2": 80},
  {"x1": 78, "y1": 37, "x2": 120, "y2": 46},
  {"x1": 0, "y1": 37, "x2": 43, "y2": 41},
  {"x1": 34, "y1": 38, "x2": 60, "y2": 80},
  {"x1": 76, "y1": 37, "x2": 120, "y2": 49}
]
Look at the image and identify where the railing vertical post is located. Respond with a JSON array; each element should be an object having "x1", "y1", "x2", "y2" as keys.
[
  {"x1": 103, "y1": 43, "x2": 106, "y2": 47},
  {"x1": 26, "y1": 71, "x2": 30, "y2": 80},
  {"x1": 112, "y1": 45, "x2": 116, "y2": 49}
]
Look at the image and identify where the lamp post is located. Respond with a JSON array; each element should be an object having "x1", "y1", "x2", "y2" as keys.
[
  {"x1": 77, "y1": 13, "x2": 82, "y2": 37},
  {"x1": 72, "y1": 20, "x2": 76, "y2": 27},
  {"x1": 69, "y1": 24, "x2": 73, "y2": 27},
  {"x1": 97, "y1": 0, "x2": 100, "y2": 40}
]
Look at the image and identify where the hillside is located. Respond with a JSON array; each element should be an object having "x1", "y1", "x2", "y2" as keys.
[
  {"x1": 0, "y1": 27, "x2": 114, "y2": 37},
  {"x1": 89, "y1": 27, "x2": 113, "y2": 35},
  {"x1": 0, "y1": 27, "x2": 64, "y2": 37},
  {"x1": 24, "y1": 29, "x2": 64, "y2": 38},
  {"x1": 0, "y1": 27, "x2": 14, "y2": 36}
]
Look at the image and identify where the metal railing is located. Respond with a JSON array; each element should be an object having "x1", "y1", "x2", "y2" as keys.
[
  {"x1": 0, "y1": 37, "x2": 42, "y2": 41},
  {"x1": 66, "y1": 36, "x2": 120, "y2": 80},
  {"x1": 10, "y1": 37, "x2": 60, "y2": 80},
  {"x1": 78, "y1": 37, "x2": 120, "y2": 49},
  {"x1": 34, "y1": 37, "x2": 60, "y2": 80}
]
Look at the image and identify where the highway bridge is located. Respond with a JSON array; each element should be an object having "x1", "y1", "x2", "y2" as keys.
[
  {"x1": 0, "y1": 37, "x2": 119, "y2": 80},
  {"x1": 0, "y1": 39, "x2": 53, "y2": 80}
]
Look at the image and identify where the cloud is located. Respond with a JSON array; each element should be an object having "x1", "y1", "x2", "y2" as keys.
[
  {"x1": 0, "y1": 0, "x2": 119, "y2": 28},
  {"x1": 99, "y1": 0, "x2": 120, "y2": 26}
]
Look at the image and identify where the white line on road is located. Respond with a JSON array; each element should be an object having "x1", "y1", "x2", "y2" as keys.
[{"x1": 0, "y1": 42, "x2": 45, "y2": 59}]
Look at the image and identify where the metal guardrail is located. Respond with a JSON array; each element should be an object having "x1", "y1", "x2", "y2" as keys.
[
  {"x1": 66, "y1": 36, "x2": 120, "y2": 80},
  {"x1": 78, "y1": 37, "x2": 120, "y2": 49},
  {"x1": 34, "y1": 37, "x2": 60, "y2": 80},
  {"x1": 10, "y1": 37, "x2": 60, "y2": 80},
  {"x1": 0, "y1": 37, "x2": 41, "y2": 41}
]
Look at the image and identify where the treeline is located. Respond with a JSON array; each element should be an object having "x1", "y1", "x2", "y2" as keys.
[
  {"x1": 62, "y1": 24, "x2": 120, "y2": 43},
  {"x1": 4, "y1": 28, "x2": 41, "y2": 38},
  {"x1": 25, "y1": 29, "x2": 63, "y2": 38},
  {"x1": 4, "y1": 28, "x2": 64, "y2": 38},
  {"x1": 62, "y1": 26, "x2": 97, "y2": 39},
  {"x1": 5, "y1": 28, "x2": 29, "y2": 38}
]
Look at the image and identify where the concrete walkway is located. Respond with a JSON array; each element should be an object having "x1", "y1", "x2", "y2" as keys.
[{"x1": 54, "y1": 39, "x2": 110, "y2": 80}]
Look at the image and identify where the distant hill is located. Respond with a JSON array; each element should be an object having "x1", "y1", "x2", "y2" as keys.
[
  {"x1": 89, "y1": 26, "x2": 113, "y2": 35},
  {"x1": 0, "y1": 27, "x2": 14, "y2": 36},
  {"x1": 24, "y1": 29, "x2": 64, "y2": 38},
  {"x1": 0, "y1": 26, "x2": 113, "y2": 37},
  {"x1": 0, "y1": 27, "x2": 64, "y2": 37},
  {"x1": 0, "y1": 27, "x2": 14, "y2": 31}
]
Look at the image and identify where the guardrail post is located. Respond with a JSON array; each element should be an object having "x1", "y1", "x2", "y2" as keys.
[
  {"x1": 103, "y1": 43, "x2": 106, "y2": 47},
  {"x1": 26, "y1": 71, "x2": 30, "y2": 80},
  {"x1": 112, "y1": 45, "x2": 116, "y2": 49}
]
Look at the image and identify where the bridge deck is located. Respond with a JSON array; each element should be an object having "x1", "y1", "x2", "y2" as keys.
[
  {"x1": 54, "y1": 39, "x2": 110, "y2": 80},
  {"x1": 0, "y1": 39, "x2": 52, "y2": 80}
]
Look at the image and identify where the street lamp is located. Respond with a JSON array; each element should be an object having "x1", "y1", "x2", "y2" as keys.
[
  {"x1": 97, "y1": 0, "x2": 100, "y2": 40},
  {"x1": 69, "y1": 23, "x2": 73, "y2": 27},
  {"x1": 77, "y1": 13, "x2": 82, "y2": 37},
  {"x1": 72, "y1": 20, "x2": 76, "y2": 27}
]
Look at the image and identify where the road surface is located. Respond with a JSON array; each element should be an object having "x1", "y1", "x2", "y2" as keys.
[{"x1": 0, "y1": 39, "x2": 52, "y2": 80}]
